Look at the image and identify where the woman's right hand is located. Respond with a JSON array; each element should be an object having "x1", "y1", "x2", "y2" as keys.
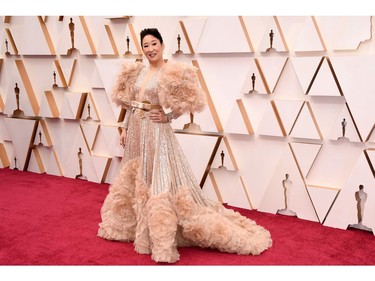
[{"x1": 120, "y1": 128, "x2": 127, "y2": 148}]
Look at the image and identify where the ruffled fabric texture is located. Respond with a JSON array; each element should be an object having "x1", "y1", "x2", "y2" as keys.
[
  {"x1": 98, "y1": 158, "x2": 272, "y2": 263},
  {"x1": 111, "y1": 61, "x2": 207, "y2": 114},
  {"x1": 111, "y1": 62, "x2": 144, "y2": 108},
  {"x1": 158, "y1": 61, "x2": 207, "y2": 114}
]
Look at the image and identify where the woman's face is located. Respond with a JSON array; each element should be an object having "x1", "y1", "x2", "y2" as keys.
[{"x1": 142, "y1": 34, "x2": 164, "y2": 63}]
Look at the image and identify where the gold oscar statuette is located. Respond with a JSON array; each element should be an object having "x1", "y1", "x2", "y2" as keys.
[
  {"x1": 14, "y1": 157, "x2": 18, "y2": 170},
  {"x1": 175, "y1": 34, "x2": 183, "y2": 55},
  {"x1": 52, "y1": 71, "x2": 58, "y2": 88},
  {"x1": 276, "y1": 174, "x2": 297, "y2": 217},
  {"x1": 85, "y1": 103, "x2": 93, "y2": 121},
  {"x1": 218, "y1": 150, "x2": 227, "y2": 170},
  {"x1": 5, "y1": 39, "x2": 10, "y2": 56},
  {"x1": 125, "y1": 36, "x2": 132, "y2": 55},
  {"x1": 12, "y1": 83, "x2": 25, "y2": 118},
  {"x1": 347, "y1": 185, "x2": 373, "y2": 233},
  {"x1": 248, "y1": 73, "x2": 258, "y2": 94},
  {"x1": 75, "y1": 147, "x2": 87, "y2": 180},
  {"x1": 37, "y1": 131, "x2": 43, "y2": 146},
  {"x1": 67, "y1": 18, "x2": 77, "y2": 55},
  {"x1": 266, "y1": 29, "x2": 276, "y2": 53}
]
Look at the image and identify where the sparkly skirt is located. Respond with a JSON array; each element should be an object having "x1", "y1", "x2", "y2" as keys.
[{"x1": 97, "y1": 113, "x2": 272, "y2": 263}]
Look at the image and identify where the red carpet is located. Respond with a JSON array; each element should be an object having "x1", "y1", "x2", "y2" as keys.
[{"x1": 0, "y1": 168, "x2": 374, "y2": 265}]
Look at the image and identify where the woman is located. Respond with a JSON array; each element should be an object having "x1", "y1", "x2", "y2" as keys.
[{"x1": 98, "y1": 28, "x2": 272, "y2": 263}]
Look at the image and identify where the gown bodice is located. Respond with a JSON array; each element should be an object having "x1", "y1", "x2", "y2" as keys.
[{"x1": 133, "y1": 66, "x2": 162, "y2": 105}]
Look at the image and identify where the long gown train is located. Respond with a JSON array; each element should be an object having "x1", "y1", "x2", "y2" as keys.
[{"x1": 98, "y1": 108, "x2": 272, "y2": 263}]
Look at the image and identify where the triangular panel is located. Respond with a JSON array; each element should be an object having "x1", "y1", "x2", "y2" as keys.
[
  {"x1": 60, "y1": 92, "x2": 87, "y2": 120},
  {"x1": 272, "y1": 58, "x2": 306, "y2": 100},
  {"x1": 4, "y1": 118, "x2": 37, "y2": 170},
  {"x1": 294, "y1": 16, "x2": 325, "y2": 52},
  {"x1": 33, "y1": 120, "x2": 53, "y2": 147},
  {"x1": 227, "y1": 134, "x2": 286, "y2": 209},
  {"x1": 273, "y1": 99, "x2": 304, "y2": 135},
  {"x1": 210, "y1": 169, "x2": 251, "y2": 210},
  {"x1": 289, "y1": 102, "x2": 322, "y2": 140},
  {"x1": 201, "y1": 172, "x2": 222, "y2": 203},
  {"x1": 258, "y1": 146, "x2": 318, "y2": 222},
  {"x1": 39, "y1": 91, "x2": 60, "y2": 118},
  {"x1": 241, "y1": 16, "x2": 274, "y2": 53},
  {"x1": 91, "y1": 155, "x2": 112, "y2": 184},
  {"x1": 169, "y1": 21, "x2": 193, "y2": 55},
  {"x1": 53, "y1": 16, "x2": 95, "y2": 55},
  {"x1": 90, "y1": 64, "x2": 105, "y2": 89},
  {"x1": 88, "y1": 16, "x2": 115, "y2": 55},
  {"x1": 257, "y1": 101, "x2": 284, "y2": 137},
  {"x1": 290, "y1": 57, "x2": 322, "y2": 94},
  {"x1": 181, "y1": 17, "x2": 207, "y2": 53},
  {"x1": 315, "y1": 16, "x2": 371, "y2": 51},
  {"x1": 104, "y1": 156, "x2": 122, "y2": 185},
  {"x1": 307, "y1": 186, "x2": 340, "y2": 223},
  {"x1": 81, "y1": 93, "x2": 100, "y2": 121},
  {"x1": 175, "y1": 133, "x2": 218, "y2": 184},
  {"x1": 306, "y1": 140, "x2": 363, "y2": 188},
  {"x1": 328, "y1": 105, "x2": 362, "y2": 142},
  {"x1": 224, "y1": 100, "x2": 253, "y2": 135},
  {"x1": 241, "y1": 94, "x2": 270, "y2": 134},
  {"x1": 257, "y1": 57, "x2": 288, "y2": 94},
  {"x1": 196, "y1": 56, "x2": 252, "y2": 132},
  {"x1": 258, "y1": 16, "x2": 288, "y2": 52},
  {"x1": 330, "y1": 56, "x2": 375, "y2": 141},
  {"x1": 54, "y1": 59, "x2": 77, "y2": 88},
  {"x1": 95, "y1": 125, "x2": 123, "y2": 158},
  {"x1": 211, "y1": 138, "x2": 237, "y2": 171},
  {"x1": 240, "y1": 59, "x2": 268, "y2": 95},
  {"x1": 39, "y1": 147, "x2": 62, "y2": 176},
  {"x1": 4, "y1": 80, "x2": 34, "y2": 117},
  {"x1": 324, "y1": 153, "x2": 375, "y2": 231},
  {"x1": 290, "y1": 142, "x2": 322, "y2": 178},
  {"x1": 81, "y1": 123, "x2": 100, "y2": 150},
  {"x1": 196, "y1": 16, "x2": 251, "y2": 53},
  {"x1": 308, "y1": 96, "x2": 346, "y2": 139},
  {"x1": 10, "y1": 16, "x2": 51, "y2": 55},
  {"x1": 28, "y1": 148, "x2": 46, "y2": 174},
  {"x1": 308, "y1": 57, "x2": 342, "y2": 96}
]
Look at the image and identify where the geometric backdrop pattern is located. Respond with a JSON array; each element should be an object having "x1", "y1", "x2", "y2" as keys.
[{"x1": 1, "y1": 16, "x2": 374, "y2": 233}]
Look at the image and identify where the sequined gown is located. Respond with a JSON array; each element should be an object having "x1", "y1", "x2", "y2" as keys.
[{"x1": 97, "y1": 61, "x2": 272, "y2": 263}]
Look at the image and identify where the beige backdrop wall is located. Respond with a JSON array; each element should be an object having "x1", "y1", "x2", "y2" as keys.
[{"x1": 0, "y1": 16, "x2": 374, "y2": 233}]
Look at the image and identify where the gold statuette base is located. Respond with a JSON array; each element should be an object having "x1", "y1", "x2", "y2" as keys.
[
  {"x1": 75, "y1": 174, "x2": 87, "y2": 180},
  {"x1": 12, "y1": 109, "x2": 25, "y2": 118},
  {"x1": 183, "y1": 122, "x2": 202, "y2": 132},
  {"x1": 277, "y1": 208, "x2": 297, "y2": 217},
  {"x1": 266, "y1": 47, "x2": 277, "y2": 53},
  {"x1": 347, "y1": 223, "x2": 373, "y2": 233}
]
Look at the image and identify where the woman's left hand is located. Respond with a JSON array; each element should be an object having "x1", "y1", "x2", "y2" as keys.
[{"x1": 149, "y1": 109, "x2": 168, "y2": 123}]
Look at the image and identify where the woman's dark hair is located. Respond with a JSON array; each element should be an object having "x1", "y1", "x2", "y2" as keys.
[{"x1": 140, "y1": 28, "x2": 163, "y2": 45}]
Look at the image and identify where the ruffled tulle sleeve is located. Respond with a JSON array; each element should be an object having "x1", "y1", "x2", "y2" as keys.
[
  {"x1": 111, "y1": 61, "x2": 144, "y2": 107},
  {"x1": 158, "y1": 61, "x2": 207, "y2": 114}
]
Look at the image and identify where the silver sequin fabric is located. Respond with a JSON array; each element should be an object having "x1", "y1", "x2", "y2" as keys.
[{"x1": 122, "y1": 66, "x2": 208, "y2": 205}]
